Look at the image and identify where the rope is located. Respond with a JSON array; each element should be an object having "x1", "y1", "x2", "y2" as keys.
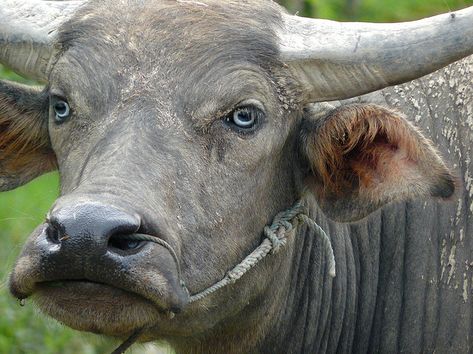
[
  {"x1": 298, "y1": 214, "x2": 336, "y2": 278},
  {"x1": 115, "y1": 200, "x2": 336, "y2": 353},
  {"x1": 111, "y1": 329, "x2": 143, "y2": 354},
  {"x1": 122, "y1": 200, "x2": 336, "y2": 303},
  {"x1": 192, "y1": 201, "x2": 292, "y2": 301},
  {"x1": 124, "y1": 233, "x2": 184, "y2": 282}
]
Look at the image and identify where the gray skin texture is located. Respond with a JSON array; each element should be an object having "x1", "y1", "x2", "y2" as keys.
[
  {"x1": 351, "y1": 59, "x2": 473, "y2": 353},
  {"x1": 274, "y1": 57, "x2": 473, "y2": 354},
  {"x1": 0, "y1": 0, "x2": 471, "y2": 353}
]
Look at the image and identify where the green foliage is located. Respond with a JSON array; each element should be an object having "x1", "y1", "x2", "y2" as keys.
[
  {"x1": 281, "y1": 0, "x2": 473, "y2": 20},
  {"x1": 0, "y1": 172, "x2": 117, "y2": 353},
  {"x1": 1, "y1": 0, "x2": 473, "y2": 352},
  {"x1": 0, "y1": 65, "x2": 35, "y2": 84},
  {"x1": 322, "y1": 0, "x2": 472, "y2": 21}
]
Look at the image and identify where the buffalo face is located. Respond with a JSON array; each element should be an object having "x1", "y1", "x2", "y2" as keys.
[
  {"x1": 1, "y1": 0, "x2": 469, "y2": 346},
  {"x1": 5, "y1": 1, "x2": 300, "y2": 338}
]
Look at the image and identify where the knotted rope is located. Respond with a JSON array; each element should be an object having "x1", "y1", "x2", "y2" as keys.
[
  {"x1": 187, "y1": 200, "x2": 336, "y2": 303},
  {"x1": 113, "y1": 200, "x2": 336, "y2": 353},
  {"x1": 124, "y1": 200, "x2": 336, "y2": 303}
]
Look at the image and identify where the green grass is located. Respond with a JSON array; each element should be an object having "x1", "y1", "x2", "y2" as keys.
[{"x1": 0, "y1": 172, "x2": 118, "y2": 353}]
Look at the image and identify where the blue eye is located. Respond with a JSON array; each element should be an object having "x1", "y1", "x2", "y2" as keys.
[
  {"x1": 225, "y1": 104, "x2": 264, "y2": 132},
  {"x1": 53, "y1": 100, "x2": 70, "y2": 123},
  {"x1": 232, "y1": 108, "x2": 256, "y2": 128}
]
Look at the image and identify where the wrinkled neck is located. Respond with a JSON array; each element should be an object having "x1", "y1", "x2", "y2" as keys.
[
  {"x1": 262, "y1": 204, "x2": 341, "y2": 353},
  {"x1": 255, "y1": 193, "x2": 370, "y2": 354},
  {"x1": 172, "y1": 199, "x2": 353, "y2": 354}
]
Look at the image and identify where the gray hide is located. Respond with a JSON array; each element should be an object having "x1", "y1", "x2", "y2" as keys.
[
  {"x1": 358, "y1": 55, "x2": 473, "y2": 353},
  {"x1": 277, "y1": 55, "x2": 473, "y2": 353}
]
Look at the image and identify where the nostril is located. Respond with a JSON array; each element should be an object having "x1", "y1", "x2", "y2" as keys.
[
  {"x1": 108, "y1": 235, "x2": 143, "y2": 252},
  {"x1": 46, "y1": 222, "x2": 64, "y2": 244},
  {"x1": 45, "y1": 202, "x2": 142, "y2": 254}
]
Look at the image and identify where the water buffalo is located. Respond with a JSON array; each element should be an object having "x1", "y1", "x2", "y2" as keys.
[{"x1": 1, "y1": 0, "x2": 473, "y2": 353}]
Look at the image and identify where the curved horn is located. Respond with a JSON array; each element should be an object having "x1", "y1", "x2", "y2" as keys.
[
  {"x1": 0, "y1": 0, "x2": 84, "y2": 82},
  {"x1": 279, "y1": 6, "x2": 473, "y2": 102}
]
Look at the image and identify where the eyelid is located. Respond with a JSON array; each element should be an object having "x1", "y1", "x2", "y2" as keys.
[
  {"x1": 49, "y1": 89, "x2": 67, "y2": 101},
  {"x1": 235, "y1": 99, "x2": 266, "y2": 113},
  {"x1": 218, "y1": 98, "x2": 266, "y2": 122},
  {"x1": 193, "y1": 99, "x2": 266, "y2": 133}
]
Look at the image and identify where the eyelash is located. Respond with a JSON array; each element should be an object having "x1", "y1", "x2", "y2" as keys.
[{"x1": 223, "y1": 104, "x2": 265, "y2": 134}]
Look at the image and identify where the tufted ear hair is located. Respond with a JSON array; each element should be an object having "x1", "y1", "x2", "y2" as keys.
[
  {"x1": 300, "y1": 103, "x2": 455, "y2": 222},
  {"x1": 0, "y1": 80, "x2": 56, "y2": 191}
]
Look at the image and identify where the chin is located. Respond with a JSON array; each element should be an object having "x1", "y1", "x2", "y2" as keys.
[{"x1": 33, "y1": 281, "x2": 161, "y2": 338}]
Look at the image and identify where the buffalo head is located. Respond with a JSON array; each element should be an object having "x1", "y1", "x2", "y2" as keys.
[{"x1": 1, "y1": 0, "x2": 472, "y2": 350}]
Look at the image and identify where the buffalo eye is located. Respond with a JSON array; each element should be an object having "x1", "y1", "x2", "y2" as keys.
[
  {"x1": 224, "y1": 100, "x2": 265, "y2": 133},
  {"x1": 52, "y1": 98, "x2": 71, "y2": 124},
  {"x1": 232, "y1": 108, "x2": 256, "y2": 128}
]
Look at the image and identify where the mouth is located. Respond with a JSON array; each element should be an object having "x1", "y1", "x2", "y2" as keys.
[
  {"x1": 33, "y1": 280, "x2": 164, "y2": 337},
  {"x1": 9, "y1": 224, "x2": 190, "y2": 337}
]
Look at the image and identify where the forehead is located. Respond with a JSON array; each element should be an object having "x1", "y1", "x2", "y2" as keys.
[
  {"x1": 57, "y1": 0, "x2": 282, "y2": 75},
  {"x1": 53, "y1": 0, "x2": 285, "y2": 116}
]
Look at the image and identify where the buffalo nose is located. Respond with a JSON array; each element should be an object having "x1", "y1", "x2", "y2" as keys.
[{"x1": 46, "y1": 202, "x2": 141, "y2": 255}]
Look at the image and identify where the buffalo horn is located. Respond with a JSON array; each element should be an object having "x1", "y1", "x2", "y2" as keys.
[
  {"x1": 278, "y1": 6, "x2": 473, "y2": 102},
  {"x1": 0, "y1": 0, "x2": 84, "y2": 82}
]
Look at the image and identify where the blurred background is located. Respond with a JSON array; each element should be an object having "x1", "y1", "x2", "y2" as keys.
[{"x1": 1, "y1": 0, "x2": 472, "y2": 353}]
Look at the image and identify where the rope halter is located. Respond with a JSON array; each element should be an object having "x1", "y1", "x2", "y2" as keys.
[
  {"x1": 123, "y1": 200, "x2": 336, "y2": 303},
  {"x1": 113, "y1": 200, "x2": 336, "y2": 353}
]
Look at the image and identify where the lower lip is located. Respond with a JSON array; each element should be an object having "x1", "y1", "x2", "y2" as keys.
[{"x1": 33, "y1": 281, "x2": 161, "y2": 336}]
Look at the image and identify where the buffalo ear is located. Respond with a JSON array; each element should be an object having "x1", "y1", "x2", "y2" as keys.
[
  {"x1": 300, "y1": 103, "x2": 455, "y2": 222},
  {"x1": 0, "y1": 80, "x2": 56, "y2": 191}
]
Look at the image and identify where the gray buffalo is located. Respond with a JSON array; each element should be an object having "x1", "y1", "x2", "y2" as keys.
[{"x1": 1, "y1": 0, "x2": 473, "y2": 353}]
